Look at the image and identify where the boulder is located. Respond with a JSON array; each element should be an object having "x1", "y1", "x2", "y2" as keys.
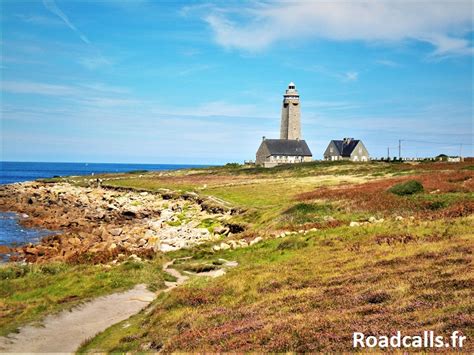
[
  {"x1": 128, "y1": 254, "x2": 142, "y2": 262},
  {"x1": 25, "y1": 246, "x2": 39, "y2": 255},
  {"x1": 214, "y1": 226, "x2": 230, "y2": 235},
  {"x1": 69, "y1": 237, "x2": 81, "y2": 246},
  {"x1": 238, "y1": 240, "x2": 248, "y2": 247},
  {"x1": 160, "y1": 243, "x2": 178, "y2": 252},
  {"x1": 219, "y1": 242, "x2": 231, "y2": 250},
  {"x1": 146, "y1": 235, "x2": 161, "y2": 251},
  {"x1": 350, "y1": 221, "x2": 361, "y2": 227},
  {"x1": 109, "y1": 227, "x2": 123, "y2": 237},
  {"x1": 250, "y1": 237, "x2": 263, "y2": 246}
]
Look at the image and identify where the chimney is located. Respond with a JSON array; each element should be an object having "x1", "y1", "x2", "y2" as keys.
[{"x1": 262, "y1": 136, "x2": 266, "y2": 141}]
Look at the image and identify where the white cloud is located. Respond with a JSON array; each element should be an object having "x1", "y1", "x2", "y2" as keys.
[
  {"x1": 43, "y1": 0, "x2": 90, "y2": 44},
  {"x1": 200, "y1": 1, "x2": 473, "y2": 56},
  {"x1": 150, "y1": 100, "x2": 275, "y2": 119},
  {"x1": 1, "y1": 80, "x2": 274, "y2": 119},
  {"x1": 2, "y1": 81, "x2": 78, "y2": 96},
  {"x1": 344, "y1": 71, "x2": 359, "y2": 82},
  {"x1": 1, "y1": 81, "x2": 134, "y2": 107}
]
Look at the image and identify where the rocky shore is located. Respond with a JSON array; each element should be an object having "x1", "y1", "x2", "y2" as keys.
[{"x1": 0, "y1": 181, "x2": 239, "y2": 263}]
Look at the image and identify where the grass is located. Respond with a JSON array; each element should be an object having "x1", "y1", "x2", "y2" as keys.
[
  {"x1": 282, "y1": 202, "x2": 335, "y2": 223},
  {"x1": 6, "y1": 160, "x2": 474, "y2": 351},
  {"x1": 79, "y1": 217, "x2": 474, "y2": 352},
  {"x1": 0, "y1": 257, "x2": 169, "y2": 336}
]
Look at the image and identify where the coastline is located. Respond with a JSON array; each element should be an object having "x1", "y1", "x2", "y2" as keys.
[
  {"x1": 0, "y1": 211, "x2": 57, "y2": 261},
  {"x1": 0, "y1": 161, "x2": 473, "y2": 352},
  {"x1": 0, "y1": 161, "x2": 212, "y2": 185},
  {"x1": 0, "y1": 178, "x2": 236, "y2": 263}
]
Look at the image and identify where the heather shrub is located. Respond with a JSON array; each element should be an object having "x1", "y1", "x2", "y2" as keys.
[
  {"x1": 277, "y1": 238, "x2": 309, "y2": 250},
  {"x1": 388, "y1": 180, "x2": 423, "y2": 196}
]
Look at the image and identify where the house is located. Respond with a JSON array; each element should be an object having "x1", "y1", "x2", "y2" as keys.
[
  {"x1": 255, "y1": 82, "x2": 313, "y2": 167},
  {"x1": 436, "y1": 154, "x2": 463, "y2": 162},
  {"x1": 256, "y1": 137, "x2": 313, "y2": 168},
  {"x1": 323, "y1": 138, "x2": 369, "y2": 162}
]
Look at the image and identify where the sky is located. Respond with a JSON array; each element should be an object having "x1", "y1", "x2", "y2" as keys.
[{"x1": 1, "y1": 0, "x2": 473, "y2": 164}]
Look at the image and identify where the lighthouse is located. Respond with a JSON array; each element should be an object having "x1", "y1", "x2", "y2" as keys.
[
  {"x1": 255, "y1": 82, "x2": 313, "y2": 167},
  {"x1": 280, "y1": 82, "x2": 301, "y2": 140}
]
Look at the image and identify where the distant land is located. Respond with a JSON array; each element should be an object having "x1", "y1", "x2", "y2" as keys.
[{"x1": 0, "y1": 162, "x2": 212, "y2": 185}]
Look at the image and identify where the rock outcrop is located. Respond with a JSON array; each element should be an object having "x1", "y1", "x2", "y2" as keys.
[{"x1": 0, "y1": 182, "x2": 235, "y2": 263}]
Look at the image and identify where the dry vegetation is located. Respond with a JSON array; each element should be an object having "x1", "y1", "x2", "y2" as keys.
[{"x1": 77, "y1": 160, "x2": 473, "y2": 352}]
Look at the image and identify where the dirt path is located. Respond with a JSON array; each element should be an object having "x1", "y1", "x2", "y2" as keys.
[{"x1": 0, "y1": 259, "x2": 190, "y2": 354}]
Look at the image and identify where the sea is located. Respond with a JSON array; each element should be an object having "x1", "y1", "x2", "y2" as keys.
[
  {"x1": 0, "y1": 161, "x2": 208, "y2": 185},
  {"x1": 0, "y1": 161, "x2": 210, "y2": 255}
]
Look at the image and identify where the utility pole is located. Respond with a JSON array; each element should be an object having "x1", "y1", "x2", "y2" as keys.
[
  {"x1": 387, "y1": 147, "x2": 390, "y2": 160},
  {"x1": 399, "y1": 140, "x2": 401, "y2": 160},
  {"x1": 460, "y1": 143, "x2": 463, "y2": 162}
]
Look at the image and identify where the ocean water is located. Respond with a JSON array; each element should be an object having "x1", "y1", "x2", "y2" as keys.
[
  {"x1": 0, "y1": 212, "x2": 56, "y2": 246},
  {"x1": 0, "y1": 212, "x2": 58, "y2": 260},
  {"x1": 0, "y1": 161, "x2": 209, "y2": 185},
  {"x1": 0, "y1": 161, "x2": 210, "y2": 253}
]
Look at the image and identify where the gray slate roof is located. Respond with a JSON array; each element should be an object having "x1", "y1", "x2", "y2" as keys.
[
  {"x1": 332, "y1": 139, "x2": 360, "y2": 157},
  {"x1": 262, "y1": 139, "x2": 312, "y2": 156}
]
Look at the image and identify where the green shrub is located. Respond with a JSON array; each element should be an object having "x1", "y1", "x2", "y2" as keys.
[
  {"x1": 284, "y1": 203, "x2": 333, "y2": 216},
  {"x1": 121, "y1": 261, "x2": 144, "y2": 270},
  {"x1": 281, "y1": 203, "x2": 334, "y2": 225},
  {"x1": 0, "y1": 264, "x2": 31, "y2": 280},
  {"x1": 40, "y1": 263, "x2": 68, "y2": 275},
  {"x1": 277, "y1": 238, "x2": 309, "y2": 250},
  {"x1": 184, "y1": 263, "x2": 218, "y2": 273},
  {"x1": 388, "y1": 180, "x2": 424, "y2": 196},
  {"x1": 427, "y1": 200, "x2": 444, "y2": 210},
  {"x1": 225, "y1": 163, "x2": 241, "y2": 168},
  {"x1": 126, "y1": 170, "x2": 148, "y2": 174}
]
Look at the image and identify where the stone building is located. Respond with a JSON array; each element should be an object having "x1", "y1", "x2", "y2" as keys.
[
  {"x1": 323, "y1": 138, "x2": 370, "y2": 162},
  {"x1": 256, "y1": 82, "x2": 313, "y2": 167}
]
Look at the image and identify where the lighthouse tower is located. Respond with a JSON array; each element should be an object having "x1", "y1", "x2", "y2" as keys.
[{"x1": 280, "y1": 82, "x2": 301, "y2": 140}]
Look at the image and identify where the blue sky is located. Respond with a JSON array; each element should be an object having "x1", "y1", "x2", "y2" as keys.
[{"x1": 1, "y1": 0, "x2": 473, "y2": 164}]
